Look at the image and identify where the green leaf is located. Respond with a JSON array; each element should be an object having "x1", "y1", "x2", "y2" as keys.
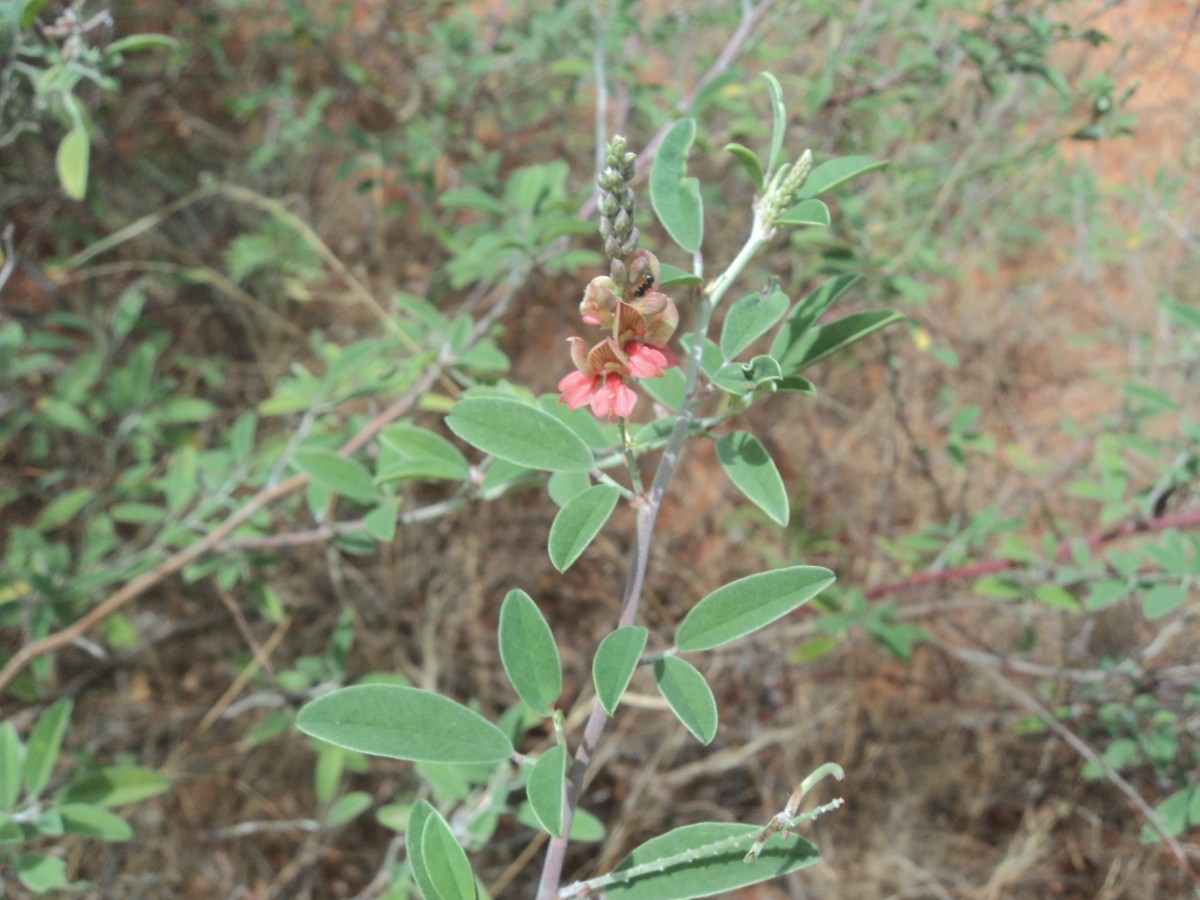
[
  {"x1": 498, "y1": 590, "x2": 562, "y2": 716},
  {"x1": 378, "y1": 422, "x2": 470, "y2": 481},
  {"x1": 516, "y1": 800, "x2": 606, "y2": 842},
  {"x1": 363, "y1": 499, "x2": 398, "y2": 543},
  {"x1": 291, "y1": 449, "x2": 381, "y2": 503},
  {"x1": 676, "y1": 567, "x2": 835, "y2": 653},
  {"x1": 0, "y1": 723, "x2": 22, "y2": 809},
  {"x1": 547, "y1": 470, "x2": 592, "y2": 507},
  {"x1": 1034, "y1": 584, "x2": 1081, "y2": 612},
  {"x1": 421, "y1": 804, "x2": 479, "y2": 900},
  {"x1": 650, "y1": 118, "x2": 704, "y2": 253},
  {"x1": 56, "y1": 127, "x2": 89, "y2": 200},
  {"x1": 326, "y1": 791, "x2": 373, "y2": 827},
  {"x1": 446, "y1": 398, "x2": 593, "y2": 472},
  {"x1": 653, "y1": 656, "x2": 717, "y2": 745},
  {"x1": 56, "y1": 766, "x2": 170, "y2": 807},
  {"x1": 777, "y1": 198, "x2": 831, "y2": 227},
  {"x1": 296, "y1": 684, "x2": 513, "y2": 764},
  {"x1": 24, "y1": 698, "x2": 72, "y2": 797},
  {"x1": 769, "y1": 275, "x2": 861, "y2": 368},
  {"x1": 34, "y1": 487, "x2": 95, "y2": 531},
  {"x1": 548, "y1": 484, "x2": 621, "y2": 572},
  {"x1": 526, "y1": 743, "x2": 568, "y2": 837},
  {"x1": 724, "y1": 143, "x2": 764, "y2": 190},
  {"x1": 314, "y1": 742, "x2": 344, "y2": 805},
  {"x1": 762, "y1": 72, "x2": 787, "y2": 177},
  {"x1": 1144, "y1": 584, "x2": 1187, "y2": 620},
  {"x1": 603, "y1": 822, "x2": 820, "y2": 899},
  {"x1": 1142, "y1": 787, "x2": 1191, "y2": 844},
  {"x1": 721, "y1": 289, "x2": 790, "y2": 359},
  {"x1": 406, "y1": 800, "x2": 441, "y2": 898},
  {"x1": 155, "y1": 396, "x2": 217, "y2": 423},
  {"x1": 715, "y1": 432, "x2": 789, "y2": 526},
  {"x1": 710, "y1": 356, "x2": 784, "y2": 396},
  {"x1": 593, "y1": 626, "x2": 648, "y2": 716},
  {"x1": 798, "y1": 156, "x2": 888, "y2": 198},
  {"x1": 106, "y1": 34, "x2": 180, "y2": 54},
  {"x1": 16, "y1": 853, "x2": 69, "y2": 892},
  {"x1": 788, "y1": 310, "x2": 906, "y2": 371},
  {"x1": 657, "y1": 264, "x2": 702, "y2": 290},
  {"x1": 58, "y1": 803, "x2": 133, "y2": 841},
  {"x1": 639, "y1": 366, "x2": 686, "y2": 411}
]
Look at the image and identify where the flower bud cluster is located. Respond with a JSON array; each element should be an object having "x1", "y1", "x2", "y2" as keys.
[
  {"x1": 597, "y1": 136, "x2": 639, "y2": 261},
  {"x1": 558, "y1": 249, "x2": 680, "y2": 420},
  {"x1": 760, "y1": 148, "x2": 813, "y2": 225}
]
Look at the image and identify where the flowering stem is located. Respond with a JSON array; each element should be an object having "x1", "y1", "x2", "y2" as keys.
[{"x1": 536, "y1": 210, "x2": 777, "y2": 899}]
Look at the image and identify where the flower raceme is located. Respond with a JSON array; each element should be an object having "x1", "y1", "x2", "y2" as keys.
[{"x1": 558, "y1": 251, "x2": 680, "y2": 420}]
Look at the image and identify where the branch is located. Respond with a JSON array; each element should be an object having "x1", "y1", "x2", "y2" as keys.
[{"x1": 866, "y1": 509, "x2": 1200, "y2": 601}]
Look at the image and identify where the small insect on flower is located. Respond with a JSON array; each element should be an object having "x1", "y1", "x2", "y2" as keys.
[{"x1": 633, "y1": 270, "x2": 655, "y2": 298}]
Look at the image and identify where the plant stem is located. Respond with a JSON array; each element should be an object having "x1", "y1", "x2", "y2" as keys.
[{"x1": 535, "y1": 212, "x2": 772, "y2": 898}]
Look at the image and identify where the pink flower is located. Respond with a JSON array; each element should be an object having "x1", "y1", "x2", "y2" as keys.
[
  {"x1": 624, "y1": 340, "x2": 677, "y2": 379},
  {"x1": 558, "y1": 370, "x2": 638, "y2": 419},
  {"x1": 559, "y1": 250, "x2": 681, "y2": 421}
]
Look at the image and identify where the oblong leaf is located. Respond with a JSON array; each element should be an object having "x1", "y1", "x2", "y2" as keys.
[
  {"x1": 715, "y1": 432, "x2": 788, "y2": 526},
  {"x1": 526, "y1": 743, "x2": 568, "y2": 837},
  {"x1": 548, "y1": 484, "x2": 621, "y2": 572},
  {"x1": 515, "y1": 800, "x2": 606, "y2": 842},
  {"x1": 56, "y1": 766, "x2": 170, "y2": 808},
  {"x1": 769, "y1": 274, "x2": 861, "y2": 369},
  {"x1": 58, "y1": 803, "x2": 133, "y2": 841},
  {"x1": 720, "y1": 288, "x2": 790, "y2": 359},
  {"x1": 56, "y1": 127, "x2": 89, "y2": 200},
  {"x1": 291, "y1": 448, "x2": 380, "y2": 503},
  {"x1": 406, "y1": 800, "x2": 440, "y2": 899},
  {"x1": 296, "y1": 685, "x2": 514, "y2": 764},
  {"x1": 24, "y1": 698, "x2": 72, "y2": 797},
  {"x1": 675, "y1": 567, "x2": 835, "y2": 653},
  {"x1": 378, "y1": 422, "x2": 470, "y2": 480},
  {"x1": 604, "y1": 821, "x2": 820, "y2": 899},
  {"x1": 0, "y1": 723, "x2": 22, "y2": 809},
  {"x1": 421, "y1": 804, "x2": 478, "y2": 900},
  {"x1": 791, "y1": 310, "x2": 905, "y2": 371},
  {"x1": 724, "y1": 143, "x2": 764, "y2": 190},
  {"x1": 762, "y1": 72, "x2": 787, "y2": 177},
  {"x1": 653, "y1": 657, "x2": 717, "y2": 745},
  {"x1": 777, "y1": 198, "x2": 831, "y2": 227},
  {"x1": 327, "y1": 791, "x2": 373, "y2": 827},
  {"x1": 498, "y1": 590, "x2": 562, "y2": 716},
  {"x1": 797, "y1": 155, "x2": 888, "y2": 198},
  {"x1": 593, "y1": 626, "x2": 648, "y2": 715},
  {"x1": 446, "y1": 398, "x2": 593, "y2": 472},
  {"x1": 650, "y1": 118, "x2": 704, "y2": 253}
]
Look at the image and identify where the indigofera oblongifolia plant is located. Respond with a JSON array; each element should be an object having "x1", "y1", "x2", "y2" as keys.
[{"x1": 296, "y1": 73, "x2": 899, "y2": 898}]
